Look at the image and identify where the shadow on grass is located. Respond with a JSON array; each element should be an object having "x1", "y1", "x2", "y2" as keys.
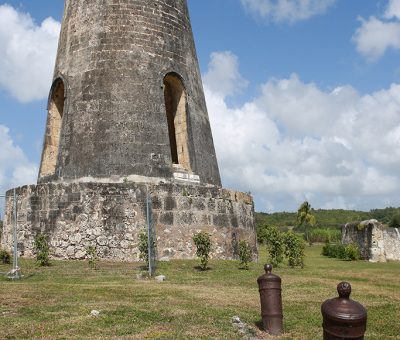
[
  {"x1": 193, "y1": 265, "x2": 212, "y2": 271},
  {"x1": 254, "y1": 320, "x2": 264, "y2": 331}
]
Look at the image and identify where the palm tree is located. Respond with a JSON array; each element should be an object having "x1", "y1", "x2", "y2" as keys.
[{"x1": 297, "y1": 201, "x2": 316, "y2": 244}]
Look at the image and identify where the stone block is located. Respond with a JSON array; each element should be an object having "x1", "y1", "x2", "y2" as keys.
[
  {"x1": 213, "y1": 214, "x2": 230, "y2": 228},
  {"x1": 164, "y1": 196, "x2": 176, "y2": 211},
  {"x1": 159, "y1": 212, "x2": 174, "y2": 225}
]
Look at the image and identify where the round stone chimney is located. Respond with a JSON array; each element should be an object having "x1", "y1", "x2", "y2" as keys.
[{"x1": 39, "y1": 0, "x2": 221, "y2": 187}]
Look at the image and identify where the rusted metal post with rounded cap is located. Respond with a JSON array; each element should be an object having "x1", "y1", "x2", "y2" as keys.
[
  {"x1": 257, "y1": 264, "x2": 283, "y2": 336},
  {"x1": 321, "y1": 282, "x2": 367, "y2": 339}
]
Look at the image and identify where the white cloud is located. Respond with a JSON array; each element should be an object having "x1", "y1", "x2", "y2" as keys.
[
  {"x1": 204, "y1": 51, "x2": 400, "y2": 212},
  {"x1": 385, "y1": 0, "x2": 400, "y2": 19},
  {"x1": 353, "y1": 16, "x2": 400, "y2": 61},
  {"x1": 353, "y1": 0, "x2": 400, "y2": 61},
  {"x1": 0, "y1": 4, "x2": 60, "y2": 102},
  {"x1": 240, "y1": 0, "x2": 336, "y2": 24},
  {"x1": 202, "y1": 51, "x2": 249, "y2": 97},
  {"x1": 0, "y1": 125, "x2": 38, "y2": 193}
]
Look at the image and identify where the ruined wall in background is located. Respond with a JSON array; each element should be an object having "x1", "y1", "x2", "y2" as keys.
[{"x1": 342, "y1": 220, "x2": 400, "y2": 262}]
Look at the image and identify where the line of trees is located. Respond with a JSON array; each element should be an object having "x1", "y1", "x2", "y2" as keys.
[{"x1": 256, "y1": 206, "x2": 400, "y2": 229}]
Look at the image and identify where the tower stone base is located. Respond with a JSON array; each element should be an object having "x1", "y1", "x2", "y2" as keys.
[{"x1": 0, "y1": 181, "x2": 256, "y2": 262}]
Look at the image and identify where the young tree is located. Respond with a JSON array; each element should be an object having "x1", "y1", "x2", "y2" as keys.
[
  {"x1": 34, "y1": 234, "x2": 50, "y2": 266},
  {"x1": 262, "y1": 225, "x2": 284, "y2": 267},
  {"x1": 296, "y1": 201, "x2": 316, "y2": 244},
  {"x1": 238, "y1": 240, "x2": 252, "y2": 270},
  {"x1": 193, "y1": 231, "x2": 212, "y2": 270},
  {"x1": 138, "y1": 230, "x2": 149, "y2": 265},
  {"x1": 283, "y1": 232, "x2": 306, "y2": 268}
]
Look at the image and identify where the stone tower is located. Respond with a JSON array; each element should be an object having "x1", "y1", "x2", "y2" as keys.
[
  {"x1": 39, "y1": 0, "x2": 220, "y2": 186},
  {"x1": 1, "y1": 0, "x2": 256, "y2": 261}
]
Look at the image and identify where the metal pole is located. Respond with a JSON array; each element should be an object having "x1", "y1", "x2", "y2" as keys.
[
  {"x1": 12, "y1": 189, "x2": 20, "y2": 279},
  {"x1": 146, "y1": 188, "x2": 153, "y2": 276}
]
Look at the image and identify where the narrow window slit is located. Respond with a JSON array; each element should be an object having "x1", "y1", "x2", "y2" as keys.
[
  {"x1": 39, "y1": 79, "x2": 65, "y2": 178},
  {"x1": 164, "y1": 74, "x2": 191, "y2": 171}
]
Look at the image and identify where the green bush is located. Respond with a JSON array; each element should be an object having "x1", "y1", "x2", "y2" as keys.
[
  {"x1": 34, "y1": 234, "x2": 50, "y2": 266},
  {"x1": 0, "y1": 249, "x2": 11, "y2": 264},
  {"x1": 138, "y1": 230, "x2": 149, "y2": 265},
  {"x1": 322, "y1": 242, "x2": 359, "y2": 261},
  {"x1": 283, "y1": 232, "x2": 305, "y2": 268},
  {"x1": 321, "y1": 242, "x2": 331, "y2": 257},
  {"x1": 238, "y1": 240, "x2": 252, "y2": 270},
  {"x1": 322, "y1": 243, "x2": 342, "y2": 258},
  {"x1": 343, "y1": 244, "x2": 359, "y2": 261},
  {"x1": 193, "y1": 231, "x2": 212, "y2": 270},
  {"x1": 261, "y1": 225, "x2": 284, "y2": 267}
]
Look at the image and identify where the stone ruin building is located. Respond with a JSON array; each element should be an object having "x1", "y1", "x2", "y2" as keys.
[
  {"x1": 0, "y1": 0, "x2": 256, "y2": 261},
  {"x1": 342, "y1": 220, "x2": 400, "y2": 262}
]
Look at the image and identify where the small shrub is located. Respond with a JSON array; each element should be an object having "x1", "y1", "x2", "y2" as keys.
[
  {"x1": 262, "y1": 225, "x2": 284, "y2": 267},
  {"x1": 336, "y1": 244, "x2": 347, "y2": 259},
  {"x1": 238, "y1": 240, "x2": 252, "y2": 269},
  {"x1": 34, "y1": 234, "x2": 50, "y2": 266},
  {"x1": 321, "y1": 242, "x2": 332, "y2": 257},
  {"x1": 193, "y1": 231, "x2": 212, "y2": 270},
  {"x1": 343, "y1": 244, "x2": 359, "y2": 261},
  {"x1": 322, "y1": 243, "x2": 338, "y2": 257},
  {"x1": 87, "y1": 246, "x2": 98, "y2": 269},
  {"x1": 283, "y1": 232, "x2": 305, "y2": 268},
  {"x1": 322, "y1": 242, "x2": 359, "y2": 261},
  {"x1": 138, "y1": 230, "x2": 149, "y2": 265},
  {"x1": 0, "y1": 249, "x2": 11, "y2": 264},
  {"x1": 328, "y1": 244, "x2": 345, "y2": 258}
]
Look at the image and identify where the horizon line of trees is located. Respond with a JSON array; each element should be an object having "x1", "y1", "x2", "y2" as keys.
[{"x1": 256, "y1": 206, "x2": 400, "y2": 230}]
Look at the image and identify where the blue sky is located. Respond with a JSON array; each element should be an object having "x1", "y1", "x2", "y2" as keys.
[{"x1": 1, "y1": 0, "x2": 400, "y2": 212}]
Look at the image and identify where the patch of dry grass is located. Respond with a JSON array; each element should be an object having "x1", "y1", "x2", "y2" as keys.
[{"x1": 0, "y1": 246, "x2": 399, "y2": 339}]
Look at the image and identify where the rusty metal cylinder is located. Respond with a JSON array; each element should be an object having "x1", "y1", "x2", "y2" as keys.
[
  {"x1": 321, "y1": 282, "x2": 367, "y2": 339},
  {"x1": 257, "y1": 264, "x2": 283, "y2": 336}
]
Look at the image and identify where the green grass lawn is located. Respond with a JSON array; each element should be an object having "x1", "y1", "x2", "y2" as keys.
[{"x1": 0, "y1": 246, "x2": 399, "y2": 339}]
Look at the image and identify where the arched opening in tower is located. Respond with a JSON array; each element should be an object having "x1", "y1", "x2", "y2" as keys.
[
  {"x1": 39, "y1": 79, "x2": 65, "y2": 178},
  {"x1": 164, "y1": 74, "x2": 191, "y2": 171}
]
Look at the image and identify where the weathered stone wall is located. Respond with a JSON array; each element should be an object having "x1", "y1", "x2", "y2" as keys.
[
  {"x1": 0, "y1": 182, "x2": 256, "y2": 262},
  {"x1": 342, "y1": 220, "x2": 400, "y2": 262},
  {"x1": 381, "y1": 227, "x2": 400, "y2": 261},
  {"x1": 39, "y1": 0, "x2": 221, "y2": 186}
]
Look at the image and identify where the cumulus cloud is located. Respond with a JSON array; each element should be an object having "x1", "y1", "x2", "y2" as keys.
[
  {"x1": 204, "y1": 51, "x2": 400, "y2": 212},
  {"x1": 240, "y1": 0, "x2": 336, "y2": 24},
  {"x1": 385, "y1": 0, "x2": 400, "y2": 19},
  {"x1": 202, "y1": 51, "x2": 249, "y2": 97},
  {"x1": 0, "y1": 125, "x2": 38, "y2": 194},
  {"x1": 0, "y1": 4, "x2": 60, "y2": 102},
  {"x1": 353, "y1": 0, "x2": 400, "y2": 61}
]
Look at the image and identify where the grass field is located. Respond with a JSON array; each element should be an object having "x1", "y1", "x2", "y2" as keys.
[{"x1": 1, "y1": 246, "x2": 399, "y2": 339}]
